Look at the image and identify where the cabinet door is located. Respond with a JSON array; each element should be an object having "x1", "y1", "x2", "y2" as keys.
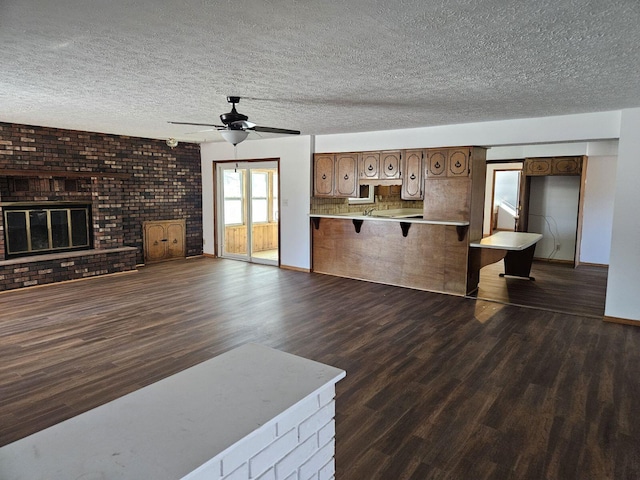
[
  {"x1": 379, "y1": 151, "x2": 401, "y2": 179},
  {"x1": 334, "y1": 153, "x2": 359, "y2": 197},
  {"x1": 524, "y1": 158, "x2": 552, "y2": 176},
  {"x1": 552, "y1": 157, "x2": 582, "y2": 175},
  {"x1": 401, "y1": 149, "x2": 424, "y2": 200},
  {"x1": 447, "y1": 148, "x2": 470, "y2": 176},
  {"x1": 426, "y1": 149, "x2": 447, "y2": 178},
  {"x1": 144, "y1": 223, "x2": 167, "y2": 261},
  {"x1": 166, "y1": 221, "x2": 186, "y2": 258},
  {"x1": 313, "y1": 154, "x2": 335, "y2": 197},
  {"x1": 360, "y1": 152, "x2": 379, "y2": 179}
]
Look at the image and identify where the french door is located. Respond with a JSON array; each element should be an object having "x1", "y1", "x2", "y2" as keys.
[{"x1": 216, "y1": 161, "x2": 279, "y2": 265}]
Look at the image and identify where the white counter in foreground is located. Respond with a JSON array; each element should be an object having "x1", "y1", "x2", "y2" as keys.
[{"x1": 0, "y1": 343, "x2": 346, "y2": 480}]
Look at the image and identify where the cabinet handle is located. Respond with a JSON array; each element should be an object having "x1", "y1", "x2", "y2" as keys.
[
  {"x1": 153, "y1": 240, "x2": 158, "y2": 245},
  {"x1": 173, "y1": 239, "x2": 178, "y2": 244},
  {"x1": 344, "y1": 174, "x2": 349, "y2": 180},
  {"x1": 410, "y1": 173, "x2": 416, "y2": 180},
  {"x1": 388, "y1": 164, "x2": 394, "y2": 170},
  {"x1": 322, "y1": 173, "x2": 327, "y2": 179},
  {"x1": 435, "y1": 161, "x2": 441, "y2": 169},
  {"x1": 455, "y1": 160, "x2": 462, "y2": 168},
  {"x1": 367, "y1": 164, "x2": 374, "y2": 171}
]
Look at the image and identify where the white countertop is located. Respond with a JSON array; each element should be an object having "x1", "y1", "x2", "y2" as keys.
[
  {"x1": 310, "y1": 213, "x2": 469, "y2": 227},
  {"x1": 0, "y1": 343, "x2": 346, "y2": 480},
  {"x1": 470, "y1": 232, "x2": 543, "y2": 251}
]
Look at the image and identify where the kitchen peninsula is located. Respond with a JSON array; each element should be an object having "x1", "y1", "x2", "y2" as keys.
[{"x1": 310, "y1": 146, "x2": 487, "y2": 296}]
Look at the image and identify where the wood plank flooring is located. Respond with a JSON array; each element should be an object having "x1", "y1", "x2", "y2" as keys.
[
  {"x1": 474, "y1": 260, "x2": 607, "y2": 318},
  {"x1": 1, "y1": 257, "x2": 639, "y2": 479}
]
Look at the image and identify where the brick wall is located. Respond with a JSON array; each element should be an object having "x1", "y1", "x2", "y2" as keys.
[
  {"x1": 192, "y1": 383, "x2": 338, "y2": 480},
  {"x1": 0, "y1": 122, "x2": 203, "y2": 267},
  {"x1": 0, "y1": 248, "x2": 137, "y2": 291}
]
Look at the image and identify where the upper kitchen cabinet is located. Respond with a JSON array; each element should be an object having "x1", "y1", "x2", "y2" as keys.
[
  {"x1": 524, "y1": 156, "x2": 583, "y2": 176},
  {"x1": 335, "y1": 153, "x2": 359, "y2": 197},
  {"x1": 448, "y1": 148, "x2": 470, "y2": 176},
  {"x1": 359, "y1": 150, "x2": 401, "y2": 183},
  {"x1": 426, "y1": 147, "x2": 471, "y2": 178},
  {"x1": 360, "y1": 152, "x2": 379, "y2": 180},
  {"x1": 313, "y1": 153, "x2": 359, "y2": 198},
  {"x1": 313, "y1": 154, "x2": 335, "y2": 197},
  {"x1": 379, "y1": 151, "x2": 401, "y2": 180},
  {"x1": 401, "y1": 149, "x2": 424, "y2": 200}
]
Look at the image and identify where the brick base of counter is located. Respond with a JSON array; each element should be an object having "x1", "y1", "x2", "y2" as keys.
[
  {"x1": 203, "y1": 383, "x2": 337, "y2": 480},
  {"x1": 0, "y1": 247, "x2": 138, "y2": 291}
]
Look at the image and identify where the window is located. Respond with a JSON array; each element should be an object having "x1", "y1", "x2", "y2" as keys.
[
  {"x1": 223, "y1": 170, "x2": 244, "y2": 225},
  {"x1": 251, "y1": 172, "x2": 269, "y2": 223},
  {"x1": 4, "y1": 204, "x2": 92, "y2": 258}
]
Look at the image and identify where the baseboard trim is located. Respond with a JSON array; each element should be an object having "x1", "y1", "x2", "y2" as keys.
[
  {"x1": 202, "y1": 253, "x2": 217, "y2": 259},
  {"x1": 280, "y1": 264, "x2": 311, "y2": 273},
  {"x1": 603, "y1": 316, "x2": 640, "y2": 327}
]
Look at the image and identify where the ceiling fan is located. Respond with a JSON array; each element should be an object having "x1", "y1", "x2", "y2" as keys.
[{"x1": 168, "y1": 96, "x2": 300, "y2": 145}]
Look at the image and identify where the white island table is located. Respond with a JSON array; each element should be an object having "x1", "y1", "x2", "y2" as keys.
[
  {"x1": 0, "y1": 343, "x2": 346, "y2": 480},
  {"x1": 468, "y1": 232, "x2": 543, "y2": 292}
]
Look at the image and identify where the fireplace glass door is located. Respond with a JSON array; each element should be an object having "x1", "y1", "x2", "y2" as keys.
[{"x1": 4, "y1": 204, "x2": 91, "y2": 258}]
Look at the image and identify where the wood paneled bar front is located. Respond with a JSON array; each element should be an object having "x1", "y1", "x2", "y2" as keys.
[{"x1": 311, "y1": 214, "x2": 470, "y2": 296}]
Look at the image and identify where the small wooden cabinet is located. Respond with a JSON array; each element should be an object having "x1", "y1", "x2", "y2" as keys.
[
  {"x1": 401, "y1": 149, "x2": 424, "y2": 200},
  {"x1": 359, "y1": 150, "x2": 401, "y2": 182},
  {"x1": 143, "y1": 219, "x2": 186, "y2": 263},
  {"x1": 379, "y1": 151, "x2": 401, "y2": 179},
  {"x1": 426, "y1": 147, "x2": 470, "y2": 178},
  {"x1": 523, "y1": 156, "x2": 582, "y2": 176},
  {"x1": 359, "y1": 152, "x2": 379, "y2": 180},
  {"x1": 313, "y1": 153, "x2": 358, "y2": 197}
]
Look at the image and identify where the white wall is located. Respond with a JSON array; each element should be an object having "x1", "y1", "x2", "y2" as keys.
[
  {"x1": 580, "y1": 156, "x2": 617, "y2": 265},
  {"x1": 606, "y1": 108, "x2": 640, "y2": 321},
  {"x1": 528, "y1": 176, "x2": 581, "y2": 261},
  {"x1": 200, "y1": 136, "x2": 313, "y2": 270}
]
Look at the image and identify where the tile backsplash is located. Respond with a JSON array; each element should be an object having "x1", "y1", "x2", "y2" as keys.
[{"x1": 310, "y1": 186, "x2": 423, "y2": 215}]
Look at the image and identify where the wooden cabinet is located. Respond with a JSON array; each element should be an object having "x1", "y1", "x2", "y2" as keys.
[
  {"x1": 524, "y1": 156, "x2": 583, "y2": 176},
  {"x1": 426, "y1": 149, "x2": 447, "y2": 178},
  {"x1": 143, "y1": 219, "x2": 186, "y2": 263},
  {"x1": 401, "y1": 149, "x2": 424, "y2": 200},
  {"x1": 313, "y1": 153, "x2": 358, "y2": 197},
  {"x1": 448, "y1": 148, "x2": 470, "y2": 176},
  {"x1": 335, "y1": 153, "x2": 359, "y2": 197},
  {"x1": 313, "y1": 154, "x2": 335, "y2": 196},
  {"x1": 379, "y1": 151, "x2": 401, "y2": 179},
  {"x1": 426, "y1": 147, "x2": 470, "y2": 178},
  {"x1": 359, "y1": 150, "x2": 401, "y2": 182},
  {"x1": 360, "y1": 152, "x2": 379, "y2": 180},
  {"x1": 524, "y1": 158, "x2": 552, "y2": 176}
]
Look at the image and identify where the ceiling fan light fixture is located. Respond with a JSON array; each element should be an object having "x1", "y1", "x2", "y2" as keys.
[{"x1": 220, "y1": 129, "x2": 249, "y2": 146}]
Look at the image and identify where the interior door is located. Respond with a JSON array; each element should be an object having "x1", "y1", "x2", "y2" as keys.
[{"x1": 217, "y1": 161, "x2": 279, "y2": 266}]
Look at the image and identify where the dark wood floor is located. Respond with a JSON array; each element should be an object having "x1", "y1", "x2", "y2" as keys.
[
  {"x1": 474, "y1": 260, "x2": 608, "y2": 318},
  {"x1": 1, "y1": 257, "x2": 638, "y2": 479}
]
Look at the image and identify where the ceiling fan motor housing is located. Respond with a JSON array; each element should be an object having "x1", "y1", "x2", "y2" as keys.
[{"x1": 220, "y1": 96, "x2": 248, "y2": 126}]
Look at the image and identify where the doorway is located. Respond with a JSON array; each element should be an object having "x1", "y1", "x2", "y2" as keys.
[
  {"x1": 216, "y1": 161, "x2": 279, "y2": 266},
  {"x1": 490, "y1": 169, "x2": 521, "y2": 234}
]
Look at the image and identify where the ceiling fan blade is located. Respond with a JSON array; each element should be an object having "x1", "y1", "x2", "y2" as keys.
[
  {"x1": 168, "y1": 121, "x2": 225, "y2": 128},
  {"x1": 253, "y1": 126, "x2": 301, "y2": 135}
]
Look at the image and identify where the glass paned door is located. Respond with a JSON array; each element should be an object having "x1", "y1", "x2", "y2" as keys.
[{"x1": 217, "y1": 161, "x2": 279, "y2": 265}]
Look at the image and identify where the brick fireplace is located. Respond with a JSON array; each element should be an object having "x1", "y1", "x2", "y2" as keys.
[{"x1": 0, "y1": 122, "x2": 203, "y2": 291}]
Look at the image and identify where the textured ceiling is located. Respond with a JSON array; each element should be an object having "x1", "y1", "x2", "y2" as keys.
[{"x1": 1, "y1": 0, "x2": 640, "y2": 143}]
